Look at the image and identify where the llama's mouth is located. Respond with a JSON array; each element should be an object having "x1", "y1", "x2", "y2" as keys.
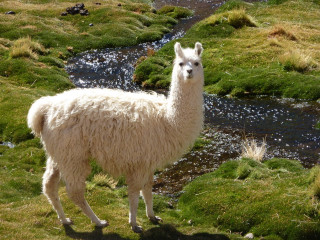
[{"x1": 187, "y1": 74, "x2": 193, "y2": 79}]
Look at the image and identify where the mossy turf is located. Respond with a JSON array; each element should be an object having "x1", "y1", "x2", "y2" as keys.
[
  {"x1": 179, "y1": 158, "x2": 320, "y2": 240},
  {"x1": 134, "y1": 0, "x2": 320, "y2": 100}
]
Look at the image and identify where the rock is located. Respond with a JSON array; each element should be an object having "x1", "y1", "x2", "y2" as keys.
[
  {"x1": 79, "y1": 9, "x2": 89, "y2": 16},
  {"x1": 65, "y1": 3, "x2": 89, "y2": 16},
  {"x1": 244, "y1": 233, "x2": 254, "y2": 239},
  {"x1": 67, "y1": 46, "x2": 74, "y2": 52},
  {"x1": 75, "y1": 3, "x2": 85, "y2": 9},
  {"x1": 5, "y1": 11, "x2": 16, "y2": 15},
  {"x1": 89, "y1": 23, "x2": 94, "y2": 27},
  {"x1": 72, "y1": 7, "x2": 80, "y2": 15},
  {"x1": 61, "y1": 12, "x2": 68, "y2": 16}
]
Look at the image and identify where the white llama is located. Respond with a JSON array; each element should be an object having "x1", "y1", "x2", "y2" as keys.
[{"x1": 27, "y1": 42, "x2": 204, "y2": 233}]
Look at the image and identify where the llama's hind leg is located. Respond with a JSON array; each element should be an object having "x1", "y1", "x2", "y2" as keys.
[
  {"x1": 43, "y1": 158, "x2": 72, "y2": 225},
  {"x1": 127, "y1": 183, "x2": 143, "y2": 233},
  {"x1": 126, "y1": 175, "x2": 143, "y2": 233},
  {"x1": 141, "y1": 174, "x2": 162, "y2": 224},
  {"x1": 63, "y1": 161, "x2": 109, "y2": 227}
]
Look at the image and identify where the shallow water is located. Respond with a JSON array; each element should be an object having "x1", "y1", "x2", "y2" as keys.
[
  {"x1": 155, "y1": 96, "x2": 320, "y2": 195},
  {"x1": 66, "y1": 0, "x2": 320, "y2": 195}
]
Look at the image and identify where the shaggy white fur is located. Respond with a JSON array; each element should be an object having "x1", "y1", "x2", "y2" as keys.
[{"x1": 27, "y1": 42, "x2": 204, "y2": 233}]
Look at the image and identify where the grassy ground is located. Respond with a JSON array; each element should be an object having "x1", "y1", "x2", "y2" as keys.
[
  {"x1": 1, "y1": 157, "x2": 320, "y2": 239},
  {"x1": 134, "y1": 0, "x2": 320, "y2": 100},
  {"x1": 179, "y1": 158, "x2": 320, "y2": 240}
]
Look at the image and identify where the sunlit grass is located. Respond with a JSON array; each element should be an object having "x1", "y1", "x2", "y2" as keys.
[
  {"x1": 205, "y1": 8, "x2": 257, "y2": 28},
  {"x1": 279, "y1": 49, "x2": 318, "y2": 72},
  {"x1": 10, "y1": 36, "x2": 45, "y2": 59}
]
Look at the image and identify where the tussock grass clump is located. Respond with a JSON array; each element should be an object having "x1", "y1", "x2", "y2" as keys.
[
  {"x1": 10, "y1": 37, "x2": 45, "y2": 60},
  {"x1": 91, "y1": 173, "x2": 118, "y2": 189},
  {"x1": 268, "y1": 25, "x2": 298, "y2": 41},
  {"x1": 279, "y1": 49, "x2": 318, "y2": 72},
  {"x1": 158, "y1": 5, "x2": 193, "y2": 19},
  {"x1": 241, "y1": 137, "x2": 266, "y2": 162},
  {"x1": 206, "y1": 8, "x2": 257, "y2": 29}
]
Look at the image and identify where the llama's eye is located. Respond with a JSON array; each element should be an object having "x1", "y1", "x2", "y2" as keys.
[
  {"x1": 179, "y1": 62, "x2": 184, "y2": 67},
  {"x1": 194, "y1": 62, "x2": 199, "y2": 66}
]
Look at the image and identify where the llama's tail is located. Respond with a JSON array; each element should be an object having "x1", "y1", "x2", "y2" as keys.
[{"x1": 27, "y1": 97, "x2": 50, "y2": 137}]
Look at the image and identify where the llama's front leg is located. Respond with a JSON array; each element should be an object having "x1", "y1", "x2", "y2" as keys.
[
  {"x1": 128, "y1": 184, "x2": 143, "y2": 233},
  {"x1": 141, "y1": 176, "x2": 162, "y2": 224}
]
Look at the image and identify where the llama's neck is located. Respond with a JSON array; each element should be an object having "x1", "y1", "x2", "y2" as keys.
[{"x1": 166, "y1": 66, "x2": 204, "y2": 134}]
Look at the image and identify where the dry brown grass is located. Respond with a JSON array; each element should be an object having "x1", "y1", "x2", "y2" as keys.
[
  {"x1": 268, "y1": 25, "x2": 298, "y2": 41},
  {"x1": 279, "y1": 49, "x2": 318, "y2": 72},
  {"x1": 205, "y1": 8, "x2": 257, "y2": 28},
  {"x1": 10, "y1": 36, "x2": 45, "y2": 59},
  {"x1": 91, "y1": 173, "x2": 118, "y2": 189},
  {"x1": 241, "y1": 137, "x2": 266, "y2": 162}
]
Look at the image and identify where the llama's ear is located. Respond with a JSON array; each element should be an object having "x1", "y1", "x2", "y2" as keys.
[
  {"x1": 174, "y1": 42, "x2": 183, "y2": 58},
  {"x1": 195, "y1": 42, "x2": 203, "y2": 57}
]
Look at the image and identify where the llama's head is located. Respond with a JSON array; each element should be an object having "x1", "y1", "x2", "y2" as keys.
[{"x1": 174, "y1": 42, "x2": 203, "y2": 83}]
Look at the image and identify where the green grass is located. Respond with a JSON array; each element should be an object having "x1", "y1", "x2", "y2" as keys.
[
  {"x1": 134, "y1": 0, "x2": 320, "y2": 100},
  {"x1": 178, "y1": 158, "x2": 320, "y2": 240}
]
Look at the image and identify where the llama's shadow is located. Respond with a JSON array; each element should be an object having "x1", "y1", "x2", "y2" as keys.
[
  {"x1": 64, "y1": 225, "x2": 130, "y2": 240},
  {"x1": 64, "y1": 224, "x2": 230, "y2": 240}
]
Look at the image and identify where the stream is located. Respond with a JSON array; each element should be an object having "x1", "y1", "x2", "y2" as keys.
[{"x1": 66, "y1": 0, "x2": 320, "y2": 195}]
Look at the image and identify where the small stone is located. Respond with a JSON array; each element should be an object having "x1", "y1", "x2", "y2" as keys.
[
  {"x1": 79, "y1": 9, "x2": 89, "y2": 16},
  {"x1": 67, "y1": 46, "x2": 73, "y2": 52},
  {"x1": 61, "y1": 12, "x2": 68, "y2": 16},
  {"x1": 89, "y1": 23, "x2": 94, "y2": 27},
  {"x1": 244, "y1": 233, "x2": 254, "y2": 239},
  {"x1": 75, "y1": 3, "x2": 85, "y2": 9},
  {"x1": 5, "y1": 11, "x2": 16, "y2": 15}
]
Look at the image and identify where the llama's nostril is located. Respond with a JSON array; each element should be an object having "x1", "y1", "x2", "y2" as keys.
[{"x1": 187, "y1": 69, "x2": 192, "y2": 74}]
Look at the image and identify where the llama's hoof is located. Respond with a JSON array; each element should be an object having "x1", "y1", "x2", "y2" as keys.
[
  {"x1": 61, "y1": 218, "x2": 73, "y2": 225},
  {"x1": 96, "y1": 220, "x2": 109, "y2": 228},
  {"x1": 132, "y1": 225, "x2": 143, "y2": 233},
  {"x1": 149, "y1": 216, "x2": 162, "y2": 224}
]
